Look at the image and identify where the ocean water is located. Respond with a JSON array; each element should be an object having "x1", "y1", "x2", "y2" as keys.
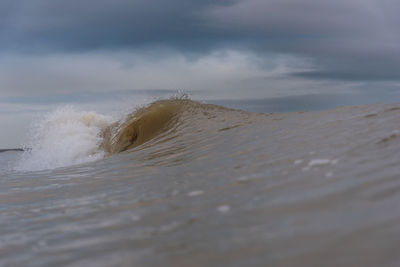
[{"x1": 1, "y1": 99, "x2": 400, "y2": 266}]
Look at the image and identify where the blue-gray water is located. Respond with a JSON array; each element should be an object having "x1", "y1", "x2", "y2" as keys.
[{"x1": 1, "y1": 99, "x2": 400, "y2": 266}]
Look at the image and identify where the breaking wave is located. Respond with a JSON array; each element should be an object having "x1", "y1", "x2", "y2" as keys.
[{"x1": 15, "y1": 99, "x2": 230, "y2": 171}]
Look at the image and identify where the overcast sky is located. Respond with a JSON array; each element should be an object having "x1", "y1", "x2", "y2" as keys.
[{"x1": 2, "y1": 0, "x2": 400, "y2": 147}]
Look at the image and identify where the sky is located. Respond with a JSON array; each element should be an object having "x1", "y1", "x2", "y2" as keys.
[{"x1": 2, "y1": 0, "x2": 400, "y2": 147}]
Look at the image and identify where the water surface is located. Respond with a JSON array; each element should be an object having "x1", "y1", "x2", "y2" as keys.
[{"x1": 1, "y1": 100, "x2": 400, "y2": 266}]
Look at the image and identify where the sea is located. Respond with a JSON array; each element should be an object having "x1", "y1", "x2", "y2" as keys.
[{"x1": 1, "y1": 96, "x2": 400, "y2": 266}]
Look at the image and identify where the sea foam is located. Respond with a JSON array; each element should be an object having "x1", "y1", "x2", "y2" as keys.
[{"x1": 15, "y1": 106, "x2": 112, "y2": 172}]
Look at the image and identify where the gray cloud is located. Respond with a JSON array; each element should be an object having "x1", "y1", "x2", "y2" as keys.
[
  {"x1": 209, "y1": 0, "x2": 400, "y2": 81},
  {"x1": 1, "y1": 0, "x2": 400, "y2": 81},
  {"x1": 0, "y1": 0, "x2": 234, "y2": 53}
]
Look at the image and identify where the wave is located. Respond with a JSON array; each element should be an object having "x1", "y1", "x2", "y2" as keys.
[
  {"x1": 101, "y1": 99, "x2": 185, "y2": 154},
  {"x1": 15, "y1": 98, "x2": 241, "y2": 171}
]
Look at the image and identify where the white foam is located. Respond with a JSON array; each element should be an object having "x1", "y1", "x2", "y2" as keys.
[
  {"x1": 302, "y1": 159, "x2": 338, "y2": 171},
  {"x1": 308, "y1": 159, "x2": 338, "y2": 167},
  {"x1": 294, "y1": 159, "x2": 304, "y2": 165},
  {"x1": 325, "y1": 172, "x2": 334, "y2": 178},
  {"x1": 15, "y1": 106, "x2": 113, "y2": 171},
  {"x1": 217, "y1": 205, "x2": 231, "y2": 213},
  {"x1": 187, "y1": 190, "x2": 204, "y2": 197}
]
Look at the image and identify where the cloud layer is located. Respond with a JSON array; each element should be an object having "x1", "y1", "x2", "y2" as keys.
[{"x1": 1, "y1": 0, "x2": 400, "y2": 82}]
